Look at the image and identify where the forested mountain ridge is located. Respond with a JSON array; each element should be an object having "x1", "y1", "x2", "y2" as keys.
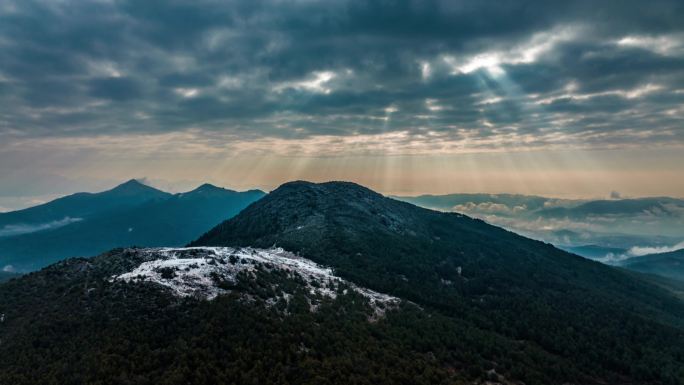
[
  {"x1": 193, "y1": 181, "x2": 684, "y2": 382},
  {"x1": 193, "y1": 181, "x2": 684, "y2": 323},
  {"x1": 1, "y1": 181, "x2": 683, "y2": 384}
]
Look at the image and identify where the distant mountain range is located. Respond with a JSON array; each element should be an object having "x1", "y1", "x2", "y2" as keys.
[
  {"x1": 619, "y1": 248, "x2": 684, "y2": 282},
  {"x1": 395, "y1": 193, "x2": 684, "y2": 261},
  {"x1": 395, "y1": 194, "x2": 684, "y2": 285},
  {"x1": 0, "y1": 180, "x2": 264, "y2": 271},
  {"x1": 3, "y1": 183, "x2": 682, "y2": 281},
  {"x1": 2, "y1": 181, "x2": 683, "y2": 384}
]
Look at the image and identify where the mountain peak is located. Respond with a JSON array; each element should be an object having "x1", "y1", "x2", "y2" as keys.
[
  {"x1": 192, "y1": 183, "x2": 225, "y2": 192},
  {"x1": 112, "y1": 178, "x2": 148, "y2": 190},
  {"x1": 271, "y1": 180, "x2": 383, "y2": 199},
  {"x1": 182, "y1": 183, "x2": 234, "y2": 197},
  {"x1": 106, "y1": 179, "x2": 168, "y2": 198},
  {"x1": 190, "y1": 180, "x2": 442, "y2": 251},
  {"x1": 261, "y1": 180, "x2": 397, "y2": 221},
  {"x1": 179, "y1": 183, "x2": 266, "y2": 200}
]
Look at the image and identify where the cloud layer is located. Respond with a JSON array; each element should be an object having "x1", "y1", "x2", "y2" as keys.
[
  {"x1": 0, "y1": 216, "x2": 83, "y2": 237},
  {"x1": 398, "y1": 193, "x2": 684, "y2": 259},
  {"x1": 627, "y1": 241, "x2": 684, "y2": 257},
  {"x1": 0, "y1": 0, "x2": 683, "y2": 157}
]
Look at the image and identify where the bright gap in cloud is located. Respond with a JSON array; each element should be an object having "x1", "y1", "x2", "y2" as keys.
[
  {"x1": 174, "y1": 88, "x2": 200, "y2": 98},
  {"x1": 616, "y1": 34, "x2": 684, "y2": 56},
  {"x1": 443, "y1": 26, "x2": 580, "y2": 77},
  {"x1": 274, "y1": 71, "x2": 337, "y2": 94}
]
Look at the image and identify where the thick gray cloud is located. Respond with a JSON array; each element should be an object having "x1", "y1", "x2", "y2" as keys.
[{"x1": 0, "y1": 0, "x2": 683, "y2": 149}]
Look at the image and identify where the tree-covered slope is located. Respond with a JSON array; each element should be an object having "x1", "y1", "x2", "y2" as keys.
[
  {"x1": 0, "y1": 248, "x2": 578, "y2": 385},
  {"x1": 193, "y1": 181, "x2": 684, "y2": 383}
]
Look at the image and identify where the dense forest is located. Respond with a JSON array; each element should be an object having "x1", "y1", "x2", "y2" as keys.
[
  {"x1": 193, "y1": 181, "x2": 684, "y2": 383},
  {"x1": 2, "y1": 250, "x2": 677, "y2": 385}
]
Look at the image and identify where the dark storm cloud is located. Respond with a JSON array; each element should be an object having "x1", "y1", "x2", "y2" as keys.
[
  {"x1": 0, "y1": 0, "x2": 683, "y2": 149},
  {"x1": 89, "y1": 77, "x2": 144, "y2": 101}
]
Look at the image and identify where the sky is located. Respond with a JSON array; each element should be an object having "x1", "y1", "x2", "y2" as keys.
[{"x1": 1, "y1": 0, "x2": 683, "y2": 210}]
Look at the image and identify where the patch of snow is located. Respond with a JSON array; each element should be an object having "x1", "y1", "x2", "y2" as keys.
[{"x1": 113, "y1": 247, "x2": 399, "y2": 314}]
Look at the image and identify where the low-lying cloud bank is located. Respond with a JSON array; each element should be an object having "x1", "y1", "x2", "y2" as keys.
[
  {"x1": 627, "y1": 241, "x2": 684, "y2": 257},
  {"x1": 597, "y1": 240, "x2": 684, "y2": 264},
  {"x1": 397, "y1": 193, "x2": 684, "y2": 262},
  {"x1": 0, "y1": 217, "x2": 83, "y2": 237}
]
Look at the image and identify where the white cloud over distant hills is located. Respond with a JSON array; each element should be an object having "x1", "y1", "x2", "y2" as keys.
[
  {"x1": 627, "y1": 241, "x2": 684, "y2": 257},
  {"x1": 0, "y1": 217, "x2": 83, "y2": 237}
]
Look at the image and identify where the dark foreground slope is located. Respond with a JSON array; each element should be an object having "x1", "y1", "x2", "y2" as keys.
[
  {"x1": 0, "y1": 247, "x2": 587, "y2": 385},
  {"x1": 0, "y1": 271, "x2": 21, "y2": 283},
  {"x1": 0, "y1": 181, "x2": 264, "y2": 271},
  {"x1": 0, "y1": 181, "x2": 683, "y2": 385}
]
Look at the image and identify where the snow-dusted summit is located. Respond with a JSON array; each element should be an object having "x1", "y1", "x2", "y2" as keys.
[{"x1": 114, "y1": 247, "x2": 399, "y2": 313}]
